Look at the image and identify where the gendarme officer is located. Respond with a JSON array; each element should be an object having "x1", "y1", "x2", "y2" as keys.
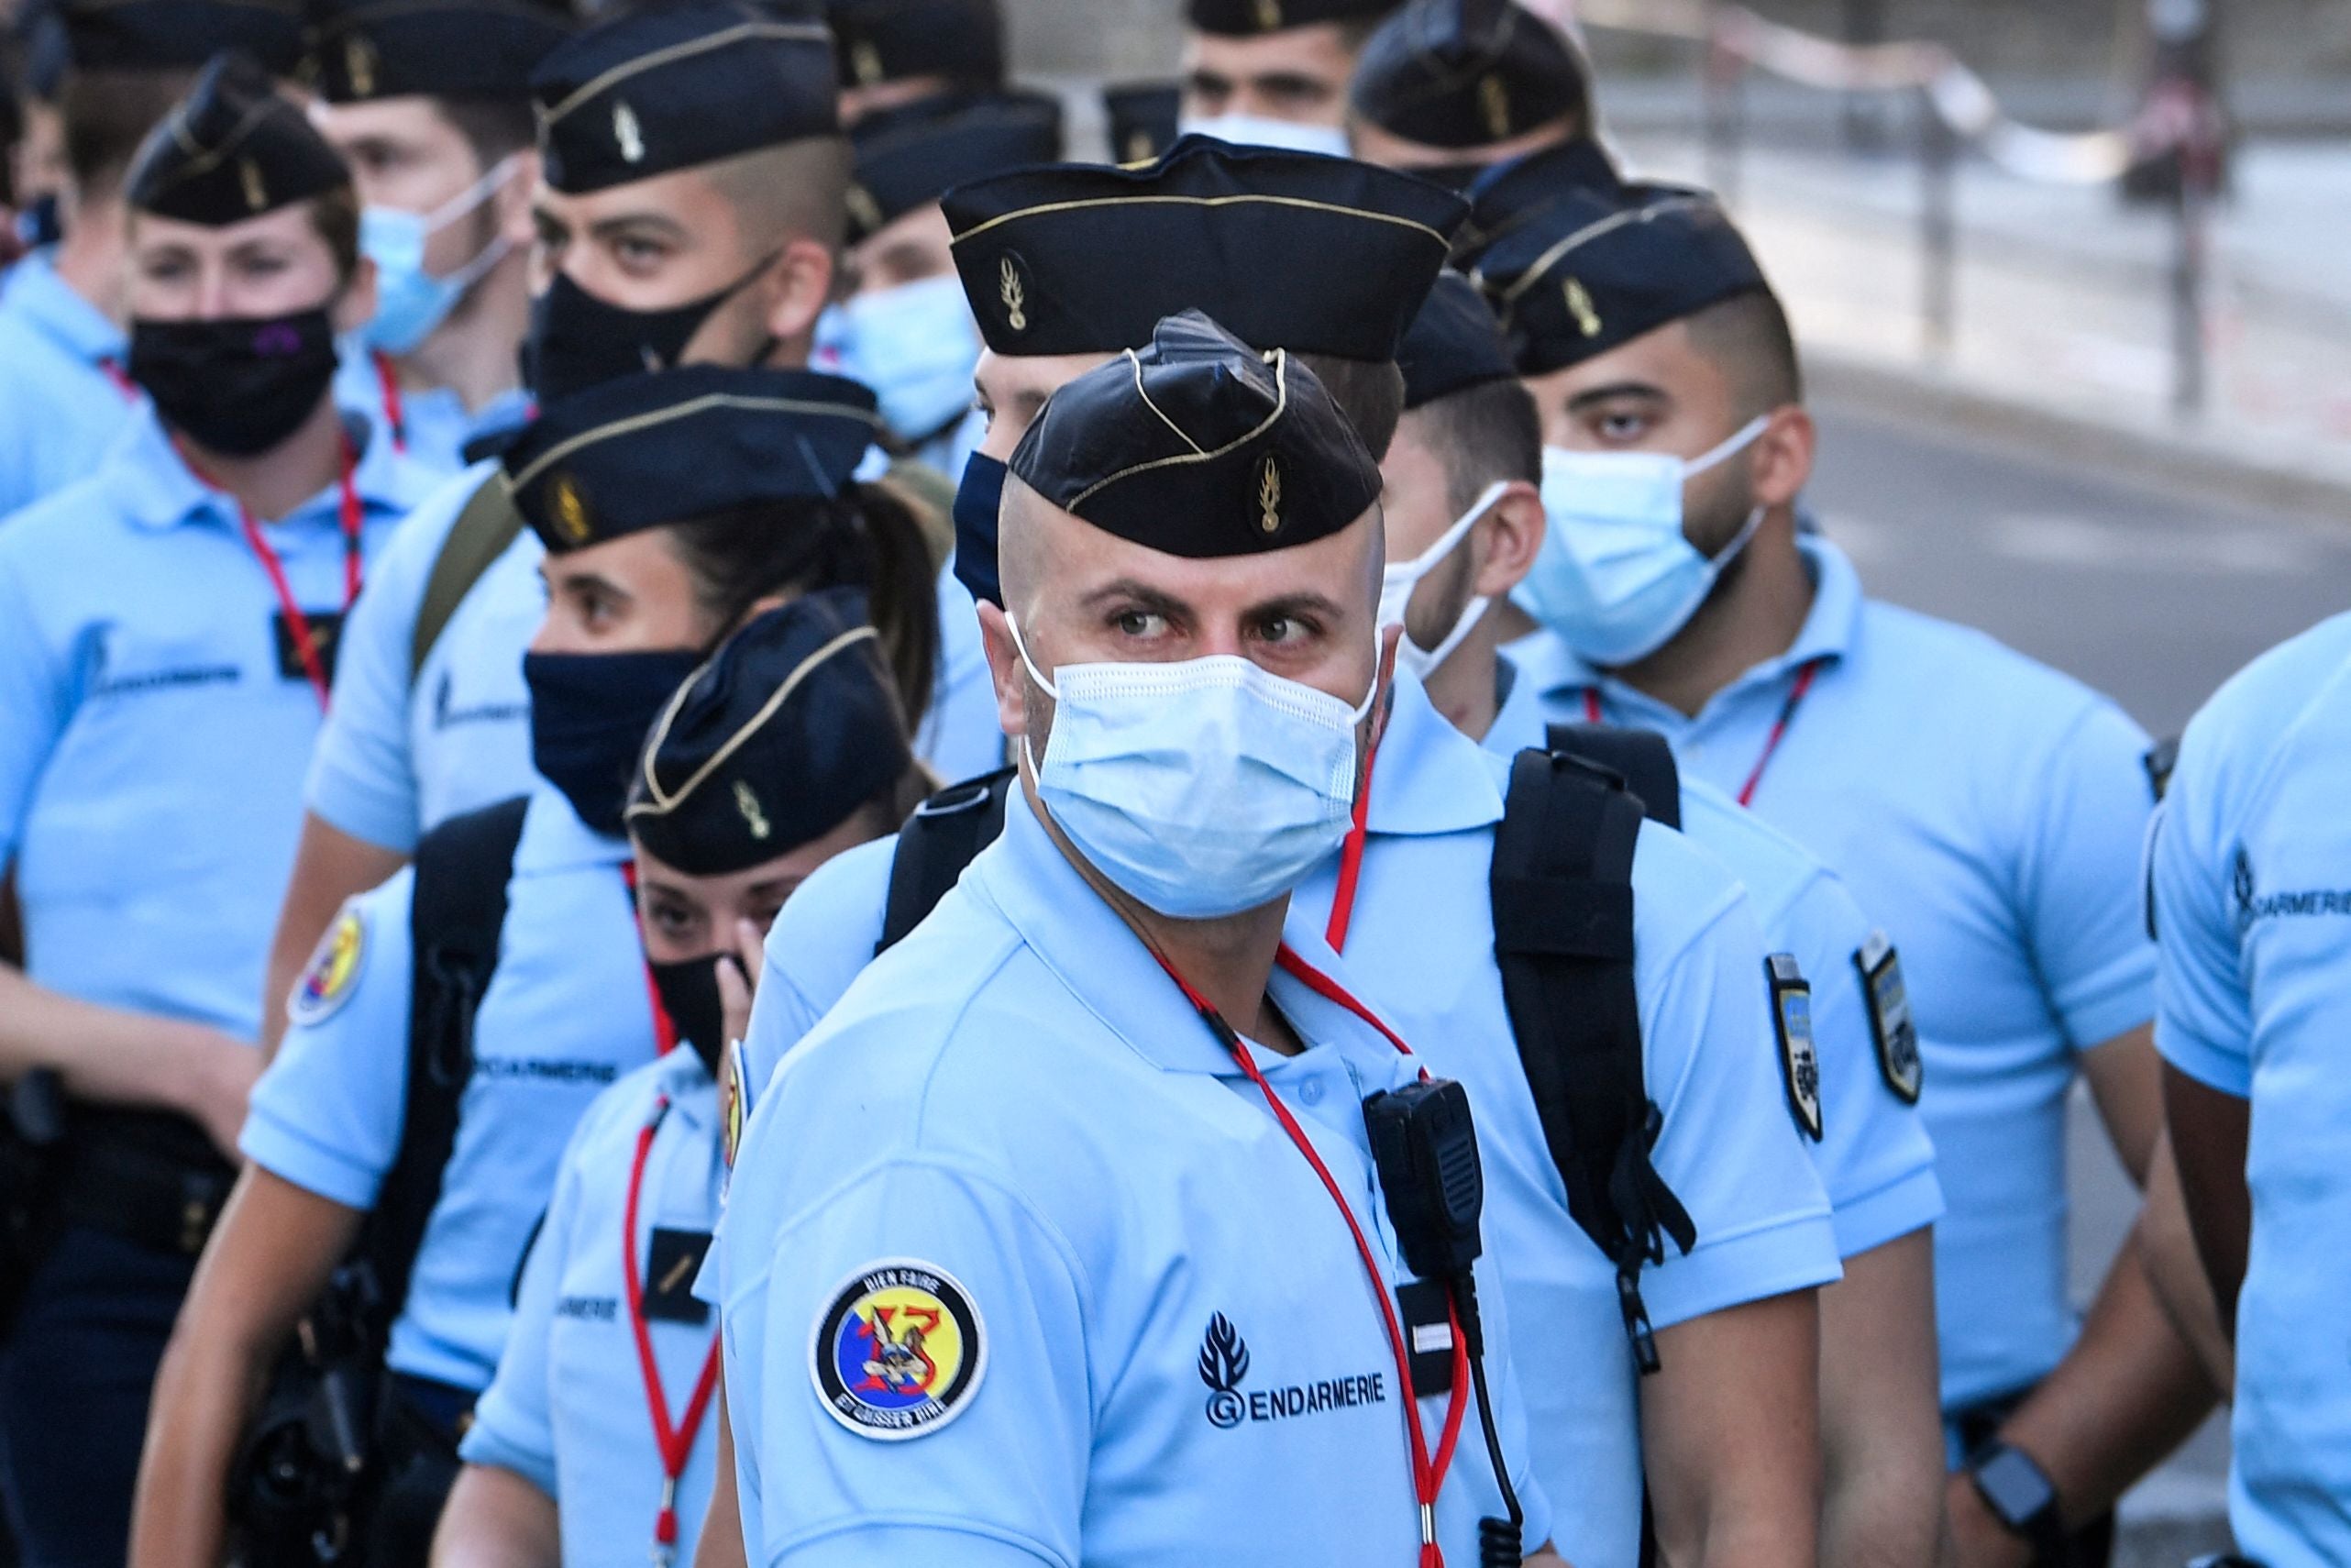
[
  {"x1": 716, "y1": 313, "x2": 1562, "y2": 1564},
  {"x1": 0, "y1": 53, "x2": 428, "y2": 1564}
]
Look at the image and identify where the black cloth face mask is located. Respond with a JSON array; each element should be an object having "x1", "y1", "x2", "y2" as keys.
[
  {"x1": 523, "y1": 646, "x2": 703, "y2": 838},
  {"x1": 951, "y1": 449, "x2": 1007, "y2": 609},
  {"x1": 647, "y1": 953, "x2": 737, "y2": 1077},
  {"x1": 525, "y1": 253, "x2": 779, "y2": 405},
  {"x1": 128, "y1": 309, "x2": 339, "y2": 457}
]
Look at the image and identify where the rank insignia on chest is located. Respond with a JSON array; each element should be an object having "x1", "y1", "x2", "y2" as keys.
[
  {"x1": 643, "y1": 1229, "x2": 713, "y2": 1325},
  {"x1": 290, "y1": 904, "x2": 367, "y2": 1028},
  {"x1": 1855, "y1": 930, "x2": 1923, "y2": 1104},
  {"x1": 271, "y1": 610, "x2": 347, "y2": 688},
  {"x1": 812, "y1": 1260, "x2": 986, "y2": 1440},
  {"x1": 1767, "y1": 953, "x2": 1823, "y2": 1141}
]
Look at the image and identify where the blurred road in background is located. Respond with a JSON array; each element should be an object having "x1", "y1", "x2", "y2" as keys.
[{"x1": 1810, "y1": 398, "x2": 2351, "y2": 1562}]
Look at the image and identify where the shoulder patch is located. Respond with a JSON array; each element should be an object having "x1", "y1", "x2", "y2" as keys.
[
  {"x1": 1854, "y1": 930, "x2": 1923, "y2": 1104},
  {"x1": 811, "y1": 1259, "x2": 986, "y2": 1441},
  {"x1": 721, "y1": 1036, "x2": 750, "y2": 1175},
  {"x1": 289, "y1": 905, "x2": 368, "y2": 1027},
  {"x1": 1766, "y1": 954, "x2": 1823, "y2": 1141}
]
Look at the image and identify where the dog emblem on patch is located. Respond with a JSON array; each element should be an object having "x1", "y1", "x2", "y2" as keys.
[{"x1": 811, "y1": 1260, "x2": 986, "y2": 1440}]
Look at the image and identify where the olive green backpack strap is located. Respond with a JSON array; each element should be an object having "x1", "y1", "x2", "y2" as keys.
[
  {"x1": 880, "y1": 457, "x2": 956, "y2": 575},
  {"x1": 410, "y1": 475, "x2": 524, "y2": 684}
]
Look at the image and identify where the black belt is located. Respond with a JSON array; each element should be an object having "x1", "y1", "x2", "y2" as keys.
[{"x1": 56, "y1": 1110, "x2": 233, "y2": 1258}]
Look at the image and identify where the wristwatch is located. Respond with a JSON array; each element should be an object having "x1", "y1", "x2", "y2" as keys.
[{"x1": 1968, "y1": 1441, "x2": 2069, "y2": 1562}]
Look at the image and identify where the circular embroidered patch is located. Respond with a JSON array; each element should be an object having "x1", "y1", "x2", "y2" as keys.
[
  {"x1": 288, "y1": 906, "x2": 367, "y2": 1027},
  {"x1": 811, "y1": 1259, "x2": 986, "y2": 1441},
  {"x1": 720, "y1": 1038, "x2": 749, "y2": 1173}
]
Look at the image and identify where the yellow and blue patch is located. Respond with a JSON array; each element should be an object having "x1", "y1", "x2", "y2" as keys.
[
  {"x1": 289, "y1": 905, "x2": 367, "y2": 1028},
  {"x1": 811, "y1": 1259, "x2": 986, "y2": 1441},
  {"x1": 721, "y1": 1036, "x2": 750, "y2": 1174}
]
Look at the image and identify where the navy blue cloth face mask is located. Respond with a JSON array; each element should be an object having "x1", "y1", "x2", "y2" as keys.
[
  {"x1": 951, "y1": 450, "x2": 1007, "y2": 610},
  {"x1": 523, "y1": 647, "x2": 702, "y2": 838}
]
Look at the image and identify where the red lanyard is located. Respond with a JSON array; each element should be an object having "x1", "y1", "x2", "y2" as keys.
[
  {"x1": 371, "y1": 349, "x2": 408, "y2": 453},
  {"x1": 620, "y1": 864, "x2": 681, "y2": 1057},
  {"x1": 184, "y1": 434, "x2": 364, "y2": 711},
  {"x1": 1152, "y1": 944, "x2": 1473, "y2": 1567},
  {"x1": 1321, "y1": 733, "x2": 1381, "y2": 953},
  {"x1": 621, "y1": 1096, "x2": 722, "y2": 1567},
  {"x1": 97, "y1": 358, "x2": 140, "y2": 403},
  {"x1": 1582, "y1": 657, "x2": 1824, "y2": 809}
]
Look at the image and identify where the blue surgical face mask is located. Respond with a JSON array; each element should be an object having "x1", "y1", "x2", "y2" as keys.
[
  {"x1": 1009, "y1": 615, "x2": 1374, "y2": 921},
  {"x1": 1518, "y1": 415, "x2": 1771, "y2": 666},
  {"x1": 951, "y1": 449, "x2": 1008, "y2": 608},
  {"x1": 833, "y1": 274, "x2": 982, "y2": 447},
  {"x1": 1176, "y1": 113, "x2": 1352, "y2": 158},
  {"x1": 359, "y1": 155, "x2": 521, "y2": 356},
  {"x1": 1377, "y1": 480, "x2": 1509, "y2": 685}
]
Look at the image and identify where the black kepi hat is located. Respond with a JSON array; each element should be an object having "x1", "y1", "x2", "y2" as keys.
[
  {"x1": 1469, "y1": 182, "x2": 1772, "y2": 375},
  {"x1": 1101, "y1": 81, "x2": 1181, "y2": 165},
  {"x1": 847, "y1": 89, "x2": 1062, "y2": 243},
  {"x1": 62, "y1": 0, "x2": 303, "y2": 73},
  {"x1": 626, "y1": 588, "x2": 911, "y2": 875},
  {"x1": 1186, "y1": 0, "x2": 1396, "y2": 36},
  {"x1": 830, "y1": 0, "x2": 1002, "y2": 90},
  {"x1": 1396, "y1": 270, "x2": 1515, "y2": 409},
  {"x1": 304, "y1": 0, "x2": 572, "y2": 103},
  {"x1": 1009, "y1": 309, "x2": 1383, "y2": 559},
  {"x1": 125, "y1": 50, "x2": 349, "y2": 223},
  {"x1": 503, "y1": 365, "x2": 881, "y2": 554},
  {"x1": 531, "y1": 1, "x2": 838, "y2": 194},
  {"x1": 1350, "y1": 0, "x2": 1588, "y2": 150},
  {"x1": 944, "y1": 134, "x2": 1466, "y2": 360}
]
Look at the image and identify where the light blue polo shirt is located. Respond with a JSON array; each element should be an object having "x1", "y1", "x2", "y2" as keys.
[
  {"x1": 723, "y1": 673, "x2": 1834, "y2": 1568},
  {"x1": 242, "y1": 782, "x2": 658, "y2": 1389},
  {"x1": 1488, "y1": 654, "x2": 1945, "y2": 1260},
  {"x1": 465, "y1": 1047, "x2": 726, "y2": 1568},
  {"x1": 330, "y1": 348, "x2": 533, "y2": 476},
  {"x1": 2152, "y1": 611, "x2": 2351, "y2": 1568},
  {"x1": 1289, "y1": 673, "x2": 1838, "y2": 1565},
  {"x1": 716, "y1": 791, "x2": 1551, "y2": 1568},
  {"x1": 304, "y1": 464, "x2": 545, "y2": 851},
  {"x1": 0, "y1": 405, "x2": 429, "y2": 1040},
  {"x1": 1512, "y1": 536, "x2": 2157, "y2": 1412},
  {"x1": 0, "y1": 250, "x2": 138, "y2": 522}
]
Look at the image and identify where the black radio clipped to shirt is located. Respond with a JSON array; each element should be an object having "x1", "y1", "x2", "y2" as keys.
[
  {"x1": 1363, "y1": 1077, "x2": 1524, "y2": 1568},
  {"x1": 1365, "y1": 1077, "x2": 1485, "y2": 1284}
]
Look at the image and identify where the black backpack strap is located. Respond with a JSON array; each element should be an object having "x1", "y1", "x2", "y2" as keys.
[
  {"x1": 878, "y1": 768, "x2": 1016, "y2": 955},
  {"x1": 1545, "y1": 721, "x2": 1683, "y2": 830},
  {"x1": 1492, "y1": 747, "x2": 1695, "y2": 1375},
  {"x1": 358, "y1": 794, "x2": 530, "y2": 1335}
]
